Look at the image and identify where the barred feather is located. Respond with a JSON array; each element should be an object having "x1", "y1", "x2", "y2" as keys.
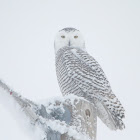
[{"x1": 55, "y1": 46, "x2": 125, "y2": 130}]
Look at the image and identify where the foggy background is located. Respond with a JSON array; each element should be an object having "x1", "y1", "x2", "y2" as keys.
[{"x1": 0, "y1": 0, "x2": 140, "y2": 140}]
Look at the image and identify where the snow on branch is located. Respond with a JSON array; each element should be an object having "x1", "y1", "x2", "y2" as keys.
[{"x1": 0, "y1": 80, "x2": 97, "y2": 140}]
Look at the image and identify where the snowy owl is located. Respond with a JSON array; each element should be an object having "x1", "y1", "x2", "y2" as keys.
[{"x1": 54, "y1": 27, "x2": 125, "y2": 130}]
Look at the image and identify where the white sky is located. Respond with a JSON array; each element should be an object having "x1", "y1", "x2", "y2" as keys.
[{"x1": 0, "y1": 0, "x2": 140, "y2": 140}]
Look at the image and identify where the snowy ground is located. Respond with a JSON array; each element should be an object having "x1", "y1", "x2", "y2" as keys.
[{"x1": 0, "y1": 0, "x2": 140, "y2": 140}]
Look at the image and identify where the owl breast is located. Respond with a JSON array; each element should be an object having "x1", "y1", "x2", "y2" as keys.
[
  {"x1": 55, "y1": 46, "x2": 111, "y2": 96},
  {"x1": 55, "y1": 48, "x2": 84, "y2": 97}
]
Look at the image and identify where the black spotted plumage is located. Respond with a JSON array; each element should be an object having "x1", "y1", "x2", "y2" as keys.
[{"x1": 55, "y1": 46, "x2": 125, "y2": 130}]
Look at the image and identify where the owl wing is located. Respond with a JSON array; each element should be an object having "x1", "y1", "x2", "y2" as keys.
[{"x1": 61, "y1": 47, "x2": 125, "y2": 130}]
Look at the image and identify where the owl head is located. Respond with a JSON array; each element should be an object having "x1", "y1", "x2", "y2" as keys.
[{"x1": 54, "y1": 27, "x2": 85, "y2": 53}]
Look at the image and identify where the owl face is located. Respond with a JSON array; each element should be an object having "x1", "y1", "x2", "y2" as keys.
[{"x1": 54, "y1": 28, "x2": 85, "y2": 53}]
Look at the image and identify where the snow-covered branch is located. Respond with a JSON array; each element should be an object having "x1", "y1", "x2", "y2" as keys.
[{"x1": 0, "y1": 80, "x2": 97, "y2": 140}]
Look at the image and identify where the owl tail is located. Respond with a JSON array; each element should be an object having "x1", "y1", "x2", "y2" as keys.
[{"x1": 94, "y1": 94, "x2": 125, "y2": 130}]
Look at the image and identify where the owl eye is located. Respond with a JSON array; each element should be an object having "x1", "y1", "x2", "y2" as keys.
[
  {"x1": 61, "y1": 35, "x2": 65, "y2": 38},
  {"x1": 74, "y1": 36, "x2": 78, "y2": 39}
]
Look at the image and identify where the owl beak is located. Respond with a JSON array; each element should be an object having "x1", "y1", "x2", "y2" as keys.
[{"x1": 68, "y1": 40, "x2": 71, "y2": 46}]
